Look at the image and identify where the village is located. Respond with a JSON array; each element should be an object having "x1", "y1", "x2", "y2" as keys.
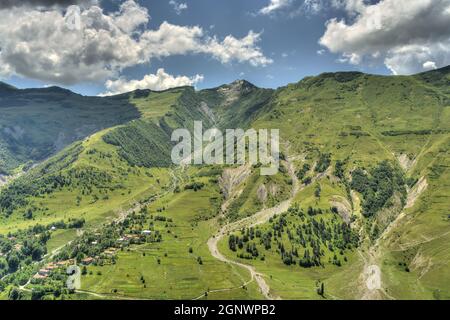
[{"x1": 34, "y1": 229, "x2": 154, "y2": 281}]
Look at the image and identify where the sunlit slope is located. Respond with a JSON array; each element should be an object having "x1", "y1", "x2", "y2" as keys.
[
  {"x1": 246, "y1": 67, "x2": 449, "y2": 299},
  {"x1": 197, "y1": 80, "x2": 274, "y2": 128},
  {"x1": 379, "y1": 135, "x2": 450, "y2": 299},
  {"x1": 254, "y1": 69, "x2": 449, "y2": 165}
]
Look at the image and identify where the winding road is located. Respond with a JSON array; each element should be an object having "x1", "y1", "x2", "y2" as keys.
[{"x1": 206, "y1": 160, "x2": 305, "y2": 300}]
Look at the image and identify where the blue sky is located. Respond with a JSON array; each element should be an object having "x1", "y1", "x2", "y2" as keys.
[
  {"x1": 130, "y1": 0, "x2": 386, "y2": 87},
  {"x1": 0, "y1": 0, "x2": 448, "y2": 95}
]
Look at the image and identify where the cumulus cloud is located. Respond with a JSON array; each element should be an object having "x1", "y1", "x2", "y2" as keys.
[
  {"x1": 140, "y1": 22, "x2": 272, "y2": 66},
  {"x1": 0, "y1": 0, "x2": 271, "y2": 85},
  {"x1": 302, "y1": 0, "x2": 324, "y2": 14},
  {"x1": 169, "y1": 0, "x2": 187, "y2": 15},
  {"x1": 101, "y1": 68, "x2": 203, "y2": 96},
  {"x1": 423, "y1": 61, "x2": 437, "y2": 71},
  {"x1": 205, "y1": 31, "x2": 273, "y2": 66},
  {"x1": 0, "y1": 0, "x2": 97, "y2": 9},
  {"x1": 258, "y1": 0, "x2": 328, "y2": 18},
  {"x1": 319, "y1": 0, "x2": 450, "y2": 74},
  {"x1": 0, "y1": 1, "x2": 149, "y2": 84},
  {"x1": 259, "y1": 0, "x2": 292, "y2": 15},
  {"x1": 330, "y1": 0, "x2": 366, "y2": 14}
]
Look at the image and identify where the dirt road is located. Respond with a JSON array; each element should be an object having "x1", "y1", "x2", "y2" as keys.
[{"x1": 206, "y1": 159, "x2": 305, "y2": 300}]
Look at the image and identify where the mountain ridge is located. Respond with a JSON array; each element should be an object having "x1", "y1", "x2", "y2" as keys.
[{"x1": 1, "y1": 65, "x2": 448, "y2": 98}]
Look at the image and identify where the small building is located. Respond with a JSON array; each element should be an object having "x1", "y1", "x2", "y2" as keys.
[
  {"x1": 38, "y1": 269, "x2": 50, "y2": 276},
  {"x1": 142, "y1": 230, "x2": 152, "y2": 235},
  {"x1": 81, "y1": 257, "x2": 94, "y2": 265},
  {"x1": 56, "y1": 259, "x2": 74, "y2": 267},
  {"x1": 104, "y1": 248, "x2": 118, "y2": 257},
  {"x1": 45, "y1": 263, "x2": 58, "y2": 270}
]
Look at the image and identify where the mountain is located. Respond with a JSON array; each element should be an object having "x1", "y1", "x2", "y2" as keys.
[
  {"x1": 0, "y1": 81, "x2": 17, "y2": 94},
  {"x1": 0, "y1": 67, "x2": 449, "y2": 300},
  {"x1": 0, "y1": 86, "x2": 141, "y2": 174},
  {"x1": 198, "y1": 79, "x2": 273, "y2": 127}
]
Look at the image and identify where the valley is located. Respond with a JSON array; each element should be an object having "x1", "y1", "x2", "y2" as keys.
[{"x1": 0, "y1": 67, "x2": 449, "y2": 300}]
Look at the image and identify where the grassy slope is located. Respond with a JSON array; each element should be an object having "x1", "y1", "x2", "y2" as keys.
[
  {"x1": 0, "y1": 130, "x2": 171, "y2": 234},
  {"x1": 238, "y1": 68, "x2": 450, "y2": 299},
  {"x1": 379, "y1": 135, "x2": 450, "y2": 299},
  {"x1": 80, "y1": 180, "x2": 262, "y2": 299},
  {"x1": 218, "y1": 175, "x2": 360, "y2": 300}
]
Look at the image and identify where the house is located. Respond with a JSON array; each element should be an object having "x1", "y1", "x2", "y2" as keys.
[
  {"x1": 45, "y1": 263, "x2": 58, "y2": 270},
  {"x1": 104, "y1": 248, "x2": 118, "y2": 257},
  {"x1": 56, "y1": 259, "x2": 74, "y2": 267},
  {"x1": 33, "y1": 273, "x2": 47, "y2": 280},
  {"x1": 81, "y1": 257, "x2": 94, "y2": 265},
  {"x1": 38, "y1": 269, "x2": 50, "y2": 276}
]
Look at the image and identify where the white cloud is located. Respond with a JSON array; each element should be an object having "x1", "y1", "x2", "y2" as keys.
[
  {"x1": 101, "y1": 68, "x2": 203, "y2": 96},
  {"x1": 113, "y1": 0, "x2": 149, "y2": 33},
  {"x1": 205, "y1": 31, "x2": 273, "y2": 67},
  {"x1": 0, "y1": 1, "x2": 271, "y2": 85},
  {"x1": 423, "y1": 60, "x2": 437, "y2": 71},
  {"x1": 169, "y1": 0, "x2": 188, "y2": 15},
  {"x1": 141, "y1": 22, "x2": 272, "y2": 66},
  {"x1": 259, "y1": 0, "x2": 292, "y2": 15},
  {"x1": 330, "y1": 0, "x2": 366, "y2": 14},
  {"x1": 0, "y1": 1, "x2": 150, "y2": 84},
  {"x1": 319, "y1": 0, "x2": 450, "y2": 74},
  {"x1": 303, "y1": 0, "x2": 324, "y2": 14},
  {"x1": 259, "y1": 0, "x2": 328, "y2": 19}
]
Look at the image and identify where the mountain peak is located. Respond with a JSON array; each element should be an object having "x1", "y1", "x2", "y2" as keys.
[
  {"x1": 215, "y1": 79, "x2": 257, "y2": 96},
  {"x1": 228, "y1": 79, "x2": 257, "y2": 89},
  {"x1": 40, "y1": 86, "x2": 76, "y2": 95},
  {"x1": 215, "y1": 79, "x2": 255, "y2": 96}
]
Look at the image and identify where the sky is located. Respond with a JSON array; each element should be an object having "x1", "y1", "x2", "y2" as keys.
[{"x1": 0, "y1": 0, "x2": 449, "y2": 96}]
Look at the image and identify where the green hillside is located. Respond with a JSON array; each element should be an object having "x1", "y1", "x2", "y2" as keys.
[{"x1": 0, "y1": 67, "x2": 448, "y2": 300}]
